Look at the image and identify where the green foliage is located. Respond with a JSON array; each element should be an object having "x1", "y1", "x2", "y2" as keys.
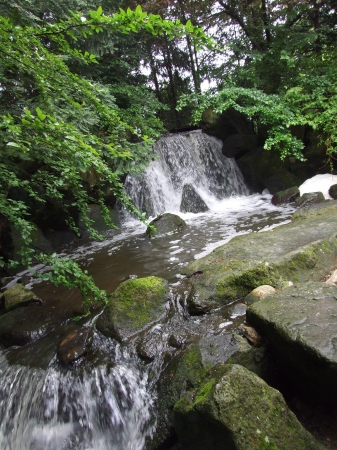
[{"x1": 0, "y1": 5, "x2": 210, "y2": 307}]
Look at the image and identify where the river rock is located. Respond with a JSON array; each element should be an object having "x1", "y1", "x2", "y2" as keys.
[
  {"x1": 295, "y1": 191, "x2": 325, "y2": 208},
  {"x1": 4, "y1": 284, "x2": 42, "y2": 311},
  {"x1": 181, "y1": 201, "x2": 337, "y2": 311},
  {"x1": 173, "y1": 364, "x2": 323, "y2": 450},
  {"x1": 153, "y1": 332, "x2": 267, "y2": 449},
  {"x1": 247, "y1": 282, "x2": 337, "y2": 406},
  {"x1": 0, "y1": 305, "x2": 53, "y2": 347},
  {"x1": 271, "y1": 186, "x2": 300, "y2": 205},
  {"x1": 244, "y1": 285, "x2": 276, "y2": 305},
  {"x1": 146, "y1": 213, "x2": 186, "y2": 237},
  {"x1": 57, "y1": 326, "x2": 94, "y2": 364},
  {"x1": 328, "y1": 183, "x2": 337, "y2": 199},
  {"x1": 180, "y1": 184, "x2": 208, "y2": 213},
  {"x1": 96, "y1": 276, "x2": 169, "y2": 341}
]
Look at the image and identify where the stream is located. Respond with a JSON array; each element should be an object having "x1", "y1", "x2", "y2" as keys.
[{"x1": 0, "y1": 131, "x2": 295, "y2": 449}]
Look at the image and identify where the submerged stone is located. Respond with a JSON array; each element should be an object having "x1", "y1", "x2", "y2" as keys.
[
  {"x1": 180, "y1": 184, "x2": 209, "y2": 213},
  {"x1": 173, "y1": 364, "x2": 323, "y2": 450},
  {"x1": 96, "y1": 276, "x2": 169, "y2": 341}
]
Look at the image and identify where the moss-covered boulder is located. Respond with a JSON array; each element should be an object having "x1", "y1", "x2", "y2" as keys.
[
  {"x1": 181, "y1": 201, "x2": 337, "y2": 311},
  {"x1": 174, "y1": 364, "x2": 323, "y2": 450},
  {"x1": 247, "y1": 282, "x2": 337, "y2": 406},
  {"x1": 4, "y1": 284, "x2": 41, "y2": 311},
  {"x1": 146, "y1": 213, "x2": 186, "y2": 237},
  {"x1": 271, "y1": 186, "x2": 300, "y2": 206},
  {"x1": 96, "y1": 276, "x2": 169, "y2": 341},
  {"x1": 152, "y1": 334, "x2": 266, "y2": 449}
]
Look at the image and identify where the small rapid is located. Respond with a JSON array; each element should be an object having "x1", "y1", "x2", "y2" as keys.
[{"x1": 0, "y1": 130, "x2": 296, "y2": 450}]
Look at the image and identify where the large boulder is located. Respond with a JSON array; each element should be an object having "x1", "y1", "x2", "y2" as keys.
[
  {"x1": 154, "y1": 334, "x2": 264, "y2": 449},
  {"x1": 263, "y1": 170, "x2": 301, "y2": 195},
  {"x1": 181, "y1": 201, "x2": 337, "y2": 312},
  {"x1": 180, "y1": 184, "x2": 209, "y2": 213},
  {"x1": 146, "y1": 213, "x2": 186, "y2": 237},
  {"x1": 222, "y1": 134, "x2": 258, "y2": 159},
  {"x1": 247, "y1": 282, "x2": 337, "y2": 406},
  {"x1": 96, "y1": 276, "x2": 169, "y2": 341},
  {"x1": 173, "y1": 364, "x2": 323, "y2": 450},
  {"x1": 237, "y1": 147, "x2": 293, "y2": 192}
]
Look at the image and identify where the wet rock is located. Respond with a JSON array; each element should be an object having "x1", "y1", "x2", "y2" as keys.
[
  {"x1": 136, "y1": 324, "x2": 167, "y2": 362},
  {"x1": 173, "y1": 364, "x2": 323, "y2": 450},
  {"x1": 146, "y1": 213, "x2": 186, "y2": 237},
  {"x1": 247, "y1": 282, "x2": 337, "y2": 406},
  {"x1": 182, "y1": 201, "x2": 337, "y2": 311},
  {"x1": 57, "y1": 326, "x2": 94, "y2": 364},
  {"x1": 0, "y1": 305, "x2": 53, "y2": 347},
  {"x1": 245, "y1": 285, "x2": 276, "y2": 306},
  {"x1": 4, "y1": 284, "x2": 42, "y2": 311},
  {"x1": 180, "y1": 184, "x2": 208, "y2": 213},
  {"x1": 168, "y1": 334, "x2": 186, "y2": 349},
  {"x1": 228, "y1": 302, "x2": 247, "y2": 318},
  {"x1": 271, "y1": 186, "x2": 300, "y2": 205},
  {"x1": 329, "y1": 183, "x2": 337, "y2": 199},
  {"x1": 238, "y1": 324, "x2": 263, "y2": 347},
  {"x1": 96, "y1": 276, "x2": 169, "y2": 342},
  {"x1": 295, "y1": 191, "x2": 325, "y2": 208}
]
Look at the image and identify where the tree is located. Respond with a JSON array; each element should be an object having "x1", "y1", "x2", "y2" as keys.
[{"x1": 0, "y1": 5, "x2": 211, "y2": 310}]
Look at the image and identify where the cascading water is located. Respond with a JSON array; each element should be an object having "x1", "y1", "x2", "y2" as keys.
[
  {"x1": 0, "y1": 339, "x2": 156, "y2": 450},
  {"x1": 124, "y1": 130, "x2": 249, "y2": 216},
  {"x1": 0, "y1": 132, "x2": 296, "y2": 450}
]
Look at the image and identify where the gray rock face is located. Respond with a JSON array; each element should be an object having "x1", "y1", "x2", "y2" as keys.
[
  {"x1": 182, "y1": 201, "x2": 337, "y2": 311},
  {"x1": 96, "y1": 276, "x2": 169, "y2": 341},
  {"x1": 174, "y1": 364, "x2": 322, "y2": 450},
  {"x1": 180, "y1": 184, "x2": 209, "y2": 213},
  {"x1": 146, "y1": 213, "x2": 186, "y2": 237},
  {"x1": 247, "y1": 282, "x2": 337, "y2": 406}
]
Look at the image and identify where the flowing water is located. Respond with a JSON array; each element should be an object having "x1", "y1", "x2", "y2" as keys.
[{"x1": 0, "y1": 131, "x2": 295, "y2": 450}]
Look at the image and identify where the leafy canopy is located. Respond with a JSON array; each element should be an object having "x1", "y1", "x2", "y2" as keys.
[{"x1": 0, "y1": 5, "x2": 211, "y2": 309}]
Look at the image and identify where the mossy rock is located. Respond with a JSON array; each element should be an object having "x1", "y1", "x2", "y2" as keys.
[
  {"x1": 4, "y1": 284, "x2": 41, "y2": 311},
  {"x1": 173, "y1": 364, "x2": 323, "y2": 450},
  {"x1": 182, "y1": 202, "x2": 337, "y2": 311},
  {"x1": 271, "y1": 186, "x2": 300, "y2": 206},
  {"x1": 96, "y1": 276, "x2": 169, "y2": 341},
  {"x1": 146, "y1": 213, "x2": 186, "y2": 237}
]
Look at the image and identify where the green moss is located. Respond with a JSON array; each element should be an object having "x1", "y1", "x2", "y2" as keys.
[
  {"x1": 110, "y1": 276, "x2": 168, "y2": 327},
  {"x1": 259, "y1": 440, "x2": 279, "y2": 450},
  {"x1": 194, "y1": 381, "x2": 215, "y2": 405},
  {"x1": 216, "y1": 265, "x2": 283, "y2": 302}
]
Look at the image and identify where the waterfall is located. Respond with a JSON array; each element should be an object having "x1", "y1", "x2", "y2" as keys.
[
  {"x1": 124, "y1": 130, "x2": 249, "y2": 217},
  {"x1": 0, "y1": 343, "x2": 155, "y2": 450}
]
